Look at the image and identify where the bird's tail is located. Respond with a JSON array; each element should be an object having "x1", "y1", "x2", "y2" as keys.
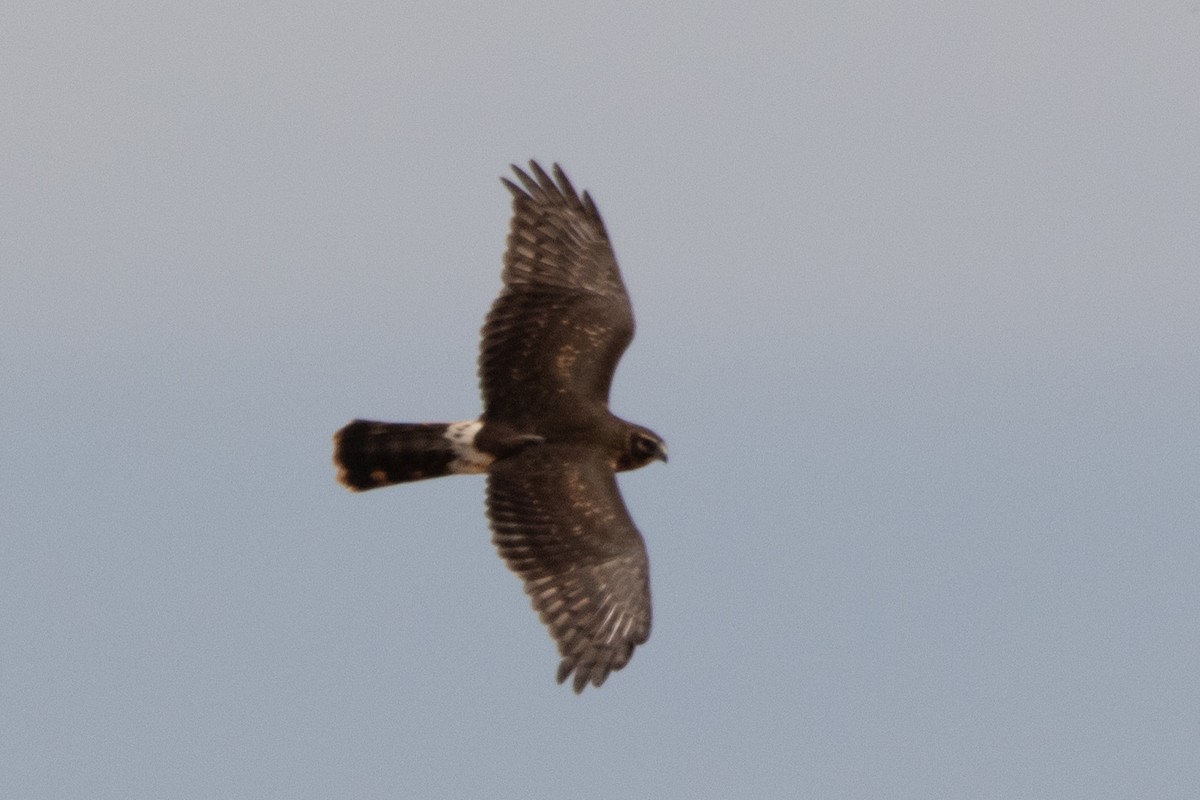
[{"x1": 333, "y1": 419, "x2": 490, "y2": 491}]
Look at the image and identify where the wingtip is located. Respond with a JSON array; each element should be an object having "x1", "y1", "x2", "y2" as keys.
[
  {"x1": 557, "y1": 657, "x2": 613, "y2": 694},
  {"x1": 550, "y1": 163, "x2": 580, "y2": 202},
  {"x1": 500, "y1": 175, "x2": 523, "y2": 197},
  {"x1": 506, "y1": 162, "x2": 542, "y2": 198},
  {"x1": 528, "y1": 159, "x2": 552, "y2": 181},
  {"x1": 556, "y1": 659, "x2": 590, "y2": 694},
  {"x1": 503, "y1": 161, "x2": 591, "y2": 213}
]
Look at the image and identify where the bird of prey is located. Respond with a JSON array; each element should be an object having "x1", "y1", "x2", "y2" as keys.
[{"x1": 333, "y1": 162, "x2": 666, "y2": 693}]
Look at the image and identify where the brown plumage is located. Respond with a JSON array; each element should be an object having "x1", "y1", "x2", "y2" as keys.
[{"x1": 334, "y1": 162, "x2": 665, "y2": 692}]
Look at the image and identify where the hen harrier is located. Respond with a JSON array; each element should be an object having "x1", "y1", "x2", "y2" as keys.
[{"x1": 333, "y1": 162, "x2": 666, "y2": 692}]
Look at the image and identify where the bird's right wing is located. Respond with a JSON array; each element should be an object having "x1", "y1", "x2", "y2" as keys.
[{"x1": 479, "y1": 162, "x2": 635, "y2": 427}]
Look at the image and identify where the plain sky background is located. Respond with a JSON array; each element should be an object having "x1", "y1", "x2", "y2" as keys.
[{"x1": 3, "y1": 2, "x2": 1199, "y2": 797}]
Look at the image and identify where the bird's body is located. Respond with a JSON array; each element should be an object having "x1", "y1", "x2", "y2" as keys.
[{"x1": 333, "y1": 162, "x2": 665, "y2": 692}]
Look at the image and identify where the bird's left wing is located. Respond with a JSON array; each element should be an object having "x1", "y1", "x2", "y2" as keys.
[{"x1": 486, "y1": 443, "x2": 652, "y2": 693}]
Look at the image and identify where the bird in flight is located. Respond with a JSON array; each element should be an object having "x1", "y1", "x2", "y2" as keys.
[{"x1": 333, "y1": 162, "x2": 666, "y2": 693}]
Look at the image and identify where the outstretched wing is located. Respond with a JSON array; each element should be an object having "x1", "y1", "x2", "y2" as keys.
[
  {"x1": 486, "y1": 444, "x2": 652, "y2": 693},
  {"x1": 479, "y1": 162, "x2": 634, "y2": 428}
]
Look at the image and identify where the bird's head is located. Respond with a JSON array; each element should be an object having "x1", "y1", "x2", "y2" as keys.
[{"x1": 617, "y1": 425, "x2": 668, "y2": 471}]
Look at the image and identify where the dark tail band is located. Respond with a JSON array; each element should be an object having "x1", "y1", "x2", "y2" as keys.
[{"x1": 333, "y1": 420, "x2": 463, "y2": 491}]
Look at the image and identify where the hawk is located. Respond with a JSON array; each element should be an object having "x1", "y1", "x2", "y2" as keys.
[{"x1": 333, "y1": 162, "x2": 666, "y2": 693}]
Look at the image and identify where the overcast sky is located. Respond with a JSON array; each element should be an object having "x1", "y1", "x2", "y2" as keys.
[{"x1": 3, "y1": 2, "x2": 1199, "y2": 798}]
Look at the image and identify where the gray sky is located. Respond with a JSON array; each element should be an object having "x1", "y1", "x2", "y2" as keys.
[{"x1": 3, "y1": 2, "x2": 1199, "y2": 797}]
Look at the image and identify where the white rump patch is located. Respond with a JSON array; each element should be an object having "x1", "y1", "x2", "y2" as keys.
[{"x1": 444, "y1": 419, "x2": 492, "y2": 474}]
